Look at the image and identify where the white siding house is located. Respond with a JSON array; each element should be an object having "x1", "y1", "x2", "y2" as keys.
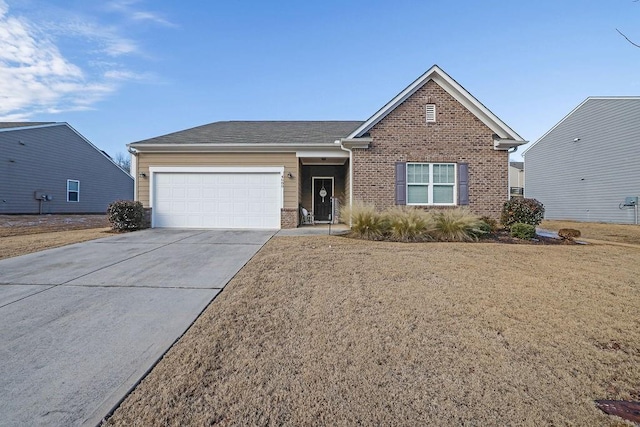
[{"x1": 523, "y1": 97, "x2": 640, "y2": 224}]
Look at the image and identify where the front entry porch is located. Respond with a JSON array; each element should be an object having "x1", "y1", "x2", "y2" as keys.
[{"x1": 298, "y1": 160, "x2": 348, "y2": 226}]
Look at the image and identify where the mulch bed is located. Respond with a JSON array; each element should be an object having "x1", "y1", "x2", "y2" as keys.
[{"x1": 482, "y1": 230, "x2": 578, "y2": 245}]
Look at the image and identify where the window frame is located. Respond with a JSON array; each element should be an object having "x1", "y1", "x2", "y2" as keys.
[
  {"x1": 67, "y1": 179, "x2": 80, "y2": 202},
  {"x1": 406, "y1": 162, "x2": 457, "y2": 206}
]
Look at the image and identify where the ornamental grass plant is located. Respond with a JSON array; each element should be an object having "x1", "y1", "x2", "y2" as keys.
[
  {"x1": 384, "y1": 207, "x2": 435, "y2": 242},
  {"x1": 344, "y1": 204, "x2": 484, "y2": 242},
  {"x1": 432, "y1": 208, "x2": 485, "y2": 242},
  {"x1": 340, "y1": 202, "x2": 388, "y2": 240}
]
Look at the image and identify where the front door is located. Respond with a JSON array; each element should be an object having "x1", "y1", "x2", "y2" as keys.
[{"x1": 313, "y1": 177, "x2": 334, "y2": 223}]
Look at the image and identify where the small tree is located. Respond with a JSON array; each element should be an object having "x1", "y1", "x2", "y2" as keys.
[
  {"x1": 114, "y1": 152, "x2": 131, "y2": 173},
  {"x1": 501, "y1": 198, "x2": 545, "y2": 229}
]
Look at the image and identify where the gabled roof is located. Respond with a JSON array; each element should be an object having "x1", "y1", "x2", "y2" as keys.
[
  {"x1": 522, "y1": 97, "x2": 640, "y2": 156},
  {"x1": 509, "y1": 161, "x2": 524, "y2": 170},
  {"x1": 130, "y1": 121, "x2": 363, "y2": 146},
  {"x1": 0, "y1": 121, "x2": 132, "y2": 177},
  {"x1": 347, "y1": 65, "x2": 525, "y2": 142}
]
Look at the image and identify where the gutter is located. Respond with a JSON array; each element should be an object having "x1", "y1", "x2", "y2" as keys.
[{"x1": 126, "y1": 142, "x2": 348, "y2": 153}]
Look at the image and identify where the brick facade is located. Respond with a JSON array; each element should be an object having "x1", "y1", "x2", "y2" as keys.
[
  {"x1": 352, "y1": 80, "x2": 508, "y2": 219},
  {"x1": 280, "y1": 208, "x2": 298, "y2": 229}
]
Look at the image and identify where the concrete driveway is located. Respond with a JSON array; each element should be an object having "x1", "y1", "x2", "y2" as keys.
[{"x1": 0, "y1": 229, "x2": 274, "y2": 427}]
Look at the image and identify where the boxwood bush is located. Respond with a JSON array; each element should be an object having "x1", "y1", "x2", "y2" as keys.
[
  {"x1": 510, "y1": 222, "x2": 536, "y2": 239},
  {"x1": 107, "y1": 200, "x2": 146, "y2": 231},
  {"x1": 501, "y1": 198, "x2": 545, "y2": 229}
]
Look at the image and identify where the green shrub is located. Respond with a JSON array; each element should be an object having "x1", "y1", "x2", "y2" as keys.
[
  {"x1": 432, "y1": 208, "x2": 483, "y2": 242},
  {"x1": 340, "y1": 202, "x2": 388, "y2": 240},
  {"x1": 510, "y1": 222, "x2": 536, "y2": 239},
  {"x1": 471, "y1": 220, "x2": 493, "y2": 238},
  {"x1": 384, "y1": 207, "x2": 435, "y2": 242},
  {"x1": 107, "y1": 200, "x2": 146, "y2": 231},
  {"x1": 501, "y1": 198, "x2": 545, "y2": 228},
  {"x1": 479, "y1": 216, "x2": 500, "y2": 232}
]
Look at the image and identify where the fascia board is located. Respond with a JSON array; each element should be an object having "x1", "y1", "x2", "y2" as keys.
[
  {"x1": 522, "y1": 96, "x2": 640, "y2": 157},
  {"x1": 347, "y1": 65, "x2": 524, "y2": 142},
  {"x1": 521, "y1": 97, "x2": 590, "y2": 157},
  {"x1": 0, "y1": 122, "x2": 61, "y2": 133},
  {"x1": 296, "y1": 150, "x2": 349, "y2": 158},
  {"x1": 63, "y1": 122, "x2": 134, "y2": 178},
  {"x1": 340, "y1": 137, "x2": 372, "y2": 149},
  {"x1": 432, "y1": 73, "x2": 524, "y2": 141},
  {"x1": 129, "y1": 143, "x2": 343, "y2": 153},
  {"x1": 347, "y1": 65, "x2": 440, "y2": 139}
]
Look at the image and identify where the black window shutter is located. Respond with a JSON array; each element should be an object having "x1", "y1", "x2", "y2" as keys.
[
  {"x1": 395, "y1": 162, "x2": 407, "y2": 205},
  {"x1": 458, "y1": 163, "x2": 469, "y2": 205}
]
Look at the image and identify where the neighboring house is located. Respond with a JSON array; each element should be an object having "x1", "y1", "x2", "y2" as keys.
[
  {"x1": 509, "y1": 161, "x2": 525, "y2": 198},
  {"x1": 0, "y1": 122, "x2": 134, "y2": 214},
  {"x1": 129, "y1": 65, "x2": 526, "y2": 229},
  {"x1": 523, "y1": 97, "x2": 640, "y2": 224}
]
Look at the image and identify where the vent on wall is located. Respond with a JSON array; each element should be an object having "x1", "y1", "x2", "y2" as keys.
[{"x1": 426, "y1": 104, "x2": 436, "y2": 122}]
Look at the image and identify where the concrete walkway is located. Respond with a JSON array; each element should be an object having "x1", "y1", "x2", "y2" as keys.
[
  {"x1": 277, "y1": 224, "x2": 350, "y2": 236},
  {"x1": 0, "y1": 229, "x2": 274, "y2": 427}
]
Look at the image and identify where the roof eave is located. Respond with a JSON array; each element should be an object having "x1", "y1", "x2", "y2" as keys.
[
  {"x1": 347, "y1": 65, "x2": 524, "y2": 142},
  {"x1": 340, "y1": 137, "x2": 372, "y2": 149},
  {"x1": 493, "y1": 138, "x2": 528, "y2": 151},
  {"x1": 127, "y1": 142, "x2": 346, "y2": 153}
]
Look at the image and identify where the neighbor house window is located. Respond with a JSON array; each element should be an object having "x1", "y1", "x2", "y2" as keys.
[
  {"x1": 407, "y1": 163, "x2": 455, "y2": 205},
  {"x1": 67, "y1": 180, "x2": 80, "y2": 202}
]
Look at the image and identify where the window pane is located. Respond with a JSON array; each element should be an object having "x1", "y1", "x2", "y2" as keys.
[
  {"x1": 407, "y1": 185, "x2": 428, "y2": 204},
  {"x1": 68, "y1": 192, "x2": 79, "y2": 202},
  {"x1": 433, "y1": 164, "x2": 454, "y2": 183},
  {"x1": 407, "y1": 164, "x2": 428, "y2": 184},
  {"x1": 407, "y1": 164, "x2": 416, "y2": 183},
  {"x1": 433, "y1": 185, "x2": 454, "y2": 203},
  {"x1": 68, "y1": 181, "x2": 79, "y2": 191}
]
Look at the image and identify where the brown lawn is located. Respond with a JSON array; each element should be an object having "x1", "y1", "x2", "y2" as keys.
[
  {"x1": 104, "y1": 235, "x2": 640, "y2": 426},
  {"x1": 541, "y1": 220, "x2": 640, "y2": 246},
  {"x1": 0, "y1": 215, "x2": 110, "y2": 259}
]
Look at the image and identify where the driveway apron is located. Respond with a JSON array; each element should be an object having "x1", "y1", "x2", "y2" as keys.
[{"x1": 0, "y1": 229, "x2": 274, "y2": 427}]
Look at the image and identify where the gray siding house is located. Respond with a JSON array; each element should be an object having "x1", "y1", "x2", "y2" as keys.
[
  {"x1": 0, "y1": 122, "x2": 133, "y2": 214},
  {"x1": 523, "y1": 97, "x2": 640, "y2": 224}
]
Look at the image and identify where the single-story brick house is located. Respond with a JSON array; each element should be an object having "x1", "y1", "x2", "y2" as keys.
[{"x1": 129, "y1": 65, "x2": 525, "y2": 229}]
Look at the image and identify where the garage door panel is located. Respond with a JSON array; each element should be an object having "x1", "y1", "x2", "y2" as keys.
[{"x1": 153, "y1": 172, "x2": 281, "y2": 229}]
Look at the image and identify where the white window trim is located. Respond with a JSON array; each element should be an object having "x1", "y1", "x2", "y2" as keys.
[
  {"x1": 406, "y1": 163, "x2": 457, "y2": 206},
  {"x1": 67, "y1": 179, "x2": 80, "y2": 202}
]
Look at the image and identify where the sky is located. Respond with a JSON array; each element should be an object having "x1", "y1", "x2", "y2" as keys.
[{"x1": 1, "y1": 0, "x2": 639, "y2": 162}]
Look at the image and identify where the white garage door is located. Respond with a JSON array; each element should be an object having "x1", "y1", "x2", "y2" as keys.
[{"x1": 152, "y1": 171, "x2": 282, "y2": 229}]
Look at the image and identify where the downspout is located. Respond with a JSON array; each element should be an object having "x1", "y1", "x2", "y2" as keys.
[
  {"x1": 337, "y1": 140, "x2": 353, "y2": 226},
  {"x1": 128, "y1": 147, "x2": 139, "y2": 201},
  {"x1": 507, "y1": 146, "x2": 518, "y2": 199}
]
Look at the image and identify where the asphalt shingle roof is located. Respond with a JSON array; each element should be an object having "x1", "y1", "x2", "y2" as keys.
[{"x1": 131, "y1": 121, "x2": 364, "y2": 145}]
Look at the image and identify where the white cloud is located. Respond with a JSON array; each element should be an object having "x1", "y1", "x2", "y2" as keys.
[
  {"x1": 0, "y1": 1, "x2": 117, "y2": 118},
  {"x1": 107, "y1": 0, "x2": 176, "y2": 28},
  {"x1": 0, "y1": 0, "x2": 164, "y2": 120}
]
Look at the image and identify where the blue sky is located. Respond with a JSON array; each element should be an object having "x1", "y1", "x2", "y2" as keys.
[{"x1": 1, "y1": 0, "x2": 638, "y2": 161}]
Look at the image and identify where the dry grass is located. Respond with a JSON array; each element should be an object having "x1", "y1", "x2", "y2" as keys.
[
  {"x1": 105, "y1": 236, "x2": 640, "y2": 426},
  {"x1": 0, "y1": 214, "x2": 111, "y2": 259},
  {"x1": 0, "y1": 229, "x2": 110, "y2": 260},
  {"x1": 541, "y1": 220, "x2": 640, "y2": 246}
]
